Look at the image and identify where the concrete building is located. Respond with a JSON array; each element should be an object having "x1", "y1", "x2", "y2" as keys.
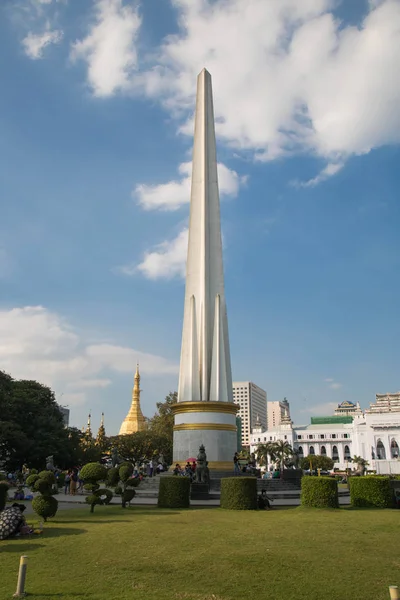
[
  {"x1": 171, "y1": 70, "x2": 238, "y2": 471},
  {"x1": 233, "y1": 382, "x2": 267, "y2": 447},
  {"x1": 334, "y1": 400, "x2": 362, "y2": 417},
  {"x1": 267, "y1": 398, "x2": 289, "y2": 429},
  {"x1": 250, "y1": 394, "x2": 400, "y2": 474}
]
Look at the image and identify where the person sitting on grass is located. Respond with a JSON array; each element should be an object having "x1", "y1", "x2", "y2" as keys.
[
  {"x1": 258, "y1": 489, "x2": 273, "y2": 510},
  {"x1": 0, "y1": 503, "x2": 32, "y2": 540}
]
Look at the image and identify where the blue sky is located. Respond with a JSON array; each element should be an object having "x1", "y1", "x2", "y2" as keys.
[{"x1": 1, "y1": 0, "x2": 399, "y2": 435}]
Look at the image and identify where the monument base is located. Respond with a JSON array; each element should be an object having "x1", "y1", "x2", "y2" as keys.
[{"x1": 190, "y1": 482, "x2": 210, "y2": 500}]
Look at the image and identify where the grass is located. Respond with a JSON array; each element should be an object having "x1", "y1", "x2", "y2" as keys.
[{"x1": 0, "y1": 505, "x2": 399, "y2": 600}]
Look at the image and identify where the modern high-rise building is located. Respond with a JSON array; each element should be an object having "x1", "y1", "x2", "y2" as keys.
[
  {"x1": 58, "y1": 406, "x2": 70, "y2": 427},
  {"x1": 233, "y1": 382, "x2": 267, "y2": 447},
  {"x1": 267, "y1": 398, "x2": 290, "y2": 430}
]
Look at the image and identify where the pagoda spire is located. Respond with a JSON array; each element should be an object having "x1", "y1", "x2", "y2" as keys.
[
  {"x1": 119, "y1": 363, "x2": 146, "y2": 435},
  {"x1": 96, "y1": 412, "x2": 107, "y2": 448},
  {"x1": 85, "y1": 413, "x2": 92, "y2": 437}
]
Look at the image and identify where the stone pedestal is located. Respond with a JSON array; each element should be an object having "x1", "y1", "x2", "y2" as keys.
[{"x1": 190, "y1": 482, "x2": 210, "y2": 500}]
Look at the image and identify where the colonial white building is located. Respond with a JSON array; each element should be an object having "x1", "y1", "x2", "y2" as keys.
[{"x1": 250, "y1": 397, "x2": 400, "y2": 474}]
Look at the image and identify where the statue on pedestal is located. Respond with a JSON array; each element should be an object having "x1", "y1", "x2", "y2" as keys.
[
  {"x1": 46, "y1": 456, "x2": 55, "y2": 471},
  {"x1": 111, "y1": 447, "x2": 121, "y2": 468},
  {"x1": 195, "y1": 445, "x2": 207, "y2": 484}
]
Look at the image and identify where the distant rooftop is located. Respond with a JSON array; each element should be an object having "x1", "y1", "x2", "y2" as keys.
[{"x1": 311, "y1": 416, "x2": 353, "y2": 425}]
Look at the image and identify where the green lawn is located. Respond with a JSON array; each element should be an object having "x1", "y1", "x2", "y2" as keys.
[{"x1": 0, "y1": 506, "x2": 398, "y2": 600}]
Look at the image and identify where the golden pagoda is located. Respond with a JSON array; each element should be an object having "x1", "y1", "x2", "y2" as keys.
[{"x1": 119, "y1": 364, "x2": 146, "y2": 435}]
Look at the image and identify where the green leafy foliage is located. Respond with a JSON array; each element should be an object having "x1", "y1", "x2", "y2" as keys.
[
  {"x1": 301, "y1": 477, "x2": 339, "y2": 508},
  {"x1": 158, "y1": 476, "x2": 190, "y2": 509},
  {"x1": 0, "y1": 481, "x2": 9, "y2": 511},
  {"x1": 79, "y1": 462, "x2": 107, "y2": 483},
  {"x1": 125, "y1": 477, "x2": 141, "y2": 488},
  {"x1": 86, "y1": 494, "x2": 103, "y2": 513},
  {"x1": 32, "y1": 495, "x2": 58, "y2": 521},
  {"x1": 300, "y1": 455, "x2": 334, "y2": 470},
  {"x1": 95, "y1": 488, "x2": 113, "y2": 505},
  {"x1": 106, "y1": 467, "x2": 120, "y2": 487},
  {"x1": 38, "y1": 471, "x2": 56, "y2": 484},
  {"x1": 114, "y1": 485, "x2": 123, "y2": 495},
  {"x1": 220, "y1": 477, "x2": 257, "y2": 510},
  {"x1": 349, "y1": 476, "x2": 393, "y2": 508},
  {"x1": 119, "y1": 464, "x2": 134, "y2": 483},
  {"x1": 121, "y1": 489, "x2": 136, "y2": 508},
  {"x1": 34, "y1": 479, "x2": 53, "y2": 495},
  {"x1": 109, "y1": 430, "x2": 172, "y2": 465},
  {"x1": 26, "y1": 474, "x2": 40, "y2": 489},
  {"x1": 84, "y1": 482, "x2": 100, "y2": 493}
]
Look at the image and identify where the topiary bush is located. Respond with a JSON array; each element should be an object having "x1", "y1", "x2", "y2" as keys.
[
  {"x1": 26, "y1": 474, "x2": 40, "y2": 489},
  {"x1": 349, "y1": 476, "x2": 393, "y2": 508},
  {"x1": 107, "y1": 467, "x2": 120, "y2": 487},
  {"x1": 220, "y1": 477, "x2": 257, "y2": 510},
  {"x1": 84, "y1": 482, "x2": 100, "y2": 493},
  {"x1": 0, "y1": 481, "x2": 10, "y2": 511},
  {"x1": 119, "y1": 465, "x2": 134, "y2": 483},
  {"x1": 79, "y1": 463, "x2": 107, "y2": 483},
  {"x1": 30, "y1": 468, "x2": 38, "y2": 475},
  {"x1": 38, "y1": 471, "x2": 56, "y2": 484},
  {"x1": 125, "y1": 477, "x2": 141, "y2": 488},
  {"x1": 158, "y1": 476, "x2": 190, "y2": 509},
  {"x1": 121, "y1": 489, "x2": 136, "y2": 508},
  {"x1": 96, "y1": 488, "x2": 113, "y2": 505},
  {"x1": 34, "y1": 479, "x2": 53, "y2": 495},
  {"x1": 86, "y1": 494, "x2": 103, "y2": 513},
  {"x1": 114, "y1": 485, "x2": 123, "y2": 496},
  {"x1": 301, "y1": 477, "x2": 339, "y2": 508},
  {"x1": 32, "y1": 495, "x2": 58, "y2": 521}
]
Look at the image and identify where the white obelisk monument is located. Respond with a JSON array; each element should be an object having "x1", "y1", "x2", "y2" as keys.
[{"x1": 171, "y1": 69, "x2": 238, "y2": 471}]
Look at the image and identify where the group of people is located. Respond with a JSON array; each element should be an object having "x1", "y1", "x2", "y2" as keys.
[{"x1": 173, "y1": 461, "x2": 197, "y2": 479}]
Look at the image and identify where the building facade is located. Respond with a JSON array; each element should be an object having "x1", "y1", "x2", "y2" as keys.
[
  {"x1": 233, "y1": 382, "x2": 267, "y2": 447},
  {"x1": 250, "y1": 397, "x2": 400, "y2": 474},
  {"x1": 267, "y1": 398, "x2": 290, "y2": 429},
  {"x1": 58, "y1": 406, "x2": 70, "y2": 427}
]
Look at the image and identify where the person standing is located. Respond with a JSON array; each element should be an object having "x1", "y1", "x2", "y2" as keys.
[
  {"x1": 64, "y1": 471, "x2": 71, "y2": 494},
  {"x1": 233, "y1": 452, "x2": 240, "y2": 475},
  {"x1": 70, "y1": 469, "x2": 78, "y2": 496}
]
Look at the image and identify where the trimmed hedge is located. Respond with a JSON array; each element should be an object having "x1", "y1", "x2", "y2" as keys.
[
  {"x1": 349, "y1": 476, "x2": 393, "y2": 508},
  {"x1": 220, "y1": 477, "x2": 257, "y2": 510},
  {"x1": 158, "y1": 476, "x2": 190, "y2": 509},
  {"x1": 301, "y1": 477, "x2": 339, "y2": 508}
]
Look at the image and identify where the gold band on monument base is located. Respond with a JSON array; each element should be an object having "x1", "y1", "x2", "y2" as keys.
[
  {"x1": 173, "y1": 423, "x2": 237, "y2": 432},
  {"x1": 171, "y1": 401, "x2": 238, "y2": 415}
]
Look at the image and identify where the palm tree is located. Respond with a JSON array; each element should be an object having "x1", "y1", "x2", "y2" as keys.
[
  {"x1": 256, "y1": 442, "x2": 277, "y2": 469},
  {"x1": 272, "y1": 440, "x2": 293, "y2": 471}
]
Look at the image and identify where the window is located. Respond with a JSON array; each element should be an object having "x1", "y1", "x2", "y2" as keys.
[
  {"x1": 309, "y1": 446, "x2": 315, "y2": 455},
  {"x1": 320, "y1": 434, "x2": 325, "y2": 439},
  {"x1": 332, "y1": 445, "x2": 339, "y2": 461},
  {"x1": 321, "y1": 445, "x2": 326, "y2": 456},
  {"x1": 298, "y1": 446, "x2": 304, "y2": 456},
  {"x1": 308, "y1": 435, "x2": 314, "y2": 440},
  {"x1": 284, "y1": 435, "x2": 287, "y2": 440},
  {"x1": 344, "y1": 445, "x2": 351, "y2": 460},
  {"x1": 344, "y1": 434, "x2": 348, "y2": 439},
  {"x1": 270, "y1": 436, "x2": 272, "y2": 441},
  {"x1": 297, "y1": 435, "x2": 302, "y2": 440},
  {"x1": 331, "y1": 434, "x2": 336, "y2": 439}
]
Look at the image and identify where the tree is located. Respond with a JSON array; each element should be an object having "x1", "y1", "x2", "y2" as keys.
[
  {"x1": 148, "y1": 391, "x2": 176, "y2": 440},
  {"x1": 256, "y1": 442, "x2": 277, "y2": 467},
  {"x1": 301, "y1": 455, "x2": 334, "y2": 471},
  {"x1": 273, "y1": 440, "x2": 293, "y2": 471},
  {"x1": 109, "y1": 430, "x2": 172, "y2": 466},
  {"x1": 0, "y1": 371, "x2": 73, "y2": 470}
]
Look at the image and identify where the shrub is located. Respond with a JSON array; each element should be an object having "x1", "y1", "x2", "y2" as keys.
[
  {"x1": 96, "y1": 488, "x2": 113, "y2": 505},
  {"x1": 38, "y1": 471, "x2": 56, "y2": 484},
  {"x1": 349, "y1": 476, "x2": 393, "y2": 508},
  {"x1": 114, "y1": 485, "x2": 123, "y2": 495},
  {"x1": 86, "y1": 494, "x2": 103, "y2": 513},
  {"x1": 121, "y1": 489, "x2": 136, "y2": 508},
  {"x1": 301, "y1": 477, "x2": 339, "y2": 508},
  {"x1": 0, "y1": 481, "x2": 9, "y2": 511},
  {"x1": 26, "y1": 474, "x2": 40, "y2": 489},
  {"x1": 32, "y1": 495, "x2": 58, "y2": 521},
  {"x1": 79, "y1": 463, "x2": 107, "y2": 483},
  {"x1": 119, "y1": 465, "x2": 134, "y2": 483},
  {"x1": 107, "y1": 467, "x2": 120, "y2": 487},
  {"x1": 34, "y1": 479, "x2": 53, "y2": 495},
  {"x1": 220, "y1": 477, "x2": 257, "y2": 510},
  {"x1": 125, "y1": 477, "x2": 141, "y2": 488},
  {"x1": 158, "y1": 476, "x2": 190, "y2": 509},
  {"x1": 0, "y1": 473, "x2": 7, "y2": 481},
  {"x1": 84, "y1": 482, "x2": 100, "y2": 492},
  {"x1": 119, "y1": 462, "x2": 134, "y2": 471},
  {"x1": 30, "y1": 468, "x2": 38, "y2": 475}
]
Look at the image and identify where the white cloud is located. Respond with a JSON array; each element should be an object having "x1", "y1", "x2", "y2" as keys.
[
  {"x1": 70, "y1": 0, "x2": 141, "y2": 97},
  {"x1": 0, "y1": 306, "x2": 178, "y2": 406},
  {"x1": 330, "y1": 382, "x2": 342, "y2": 390},
  {"x1": 22, "y1": 28, "x2": 63, "y2": 59},
  {"x1": 135, "y1": 162, "x2": 245, "y2": 211},
  {"x1": 324, "y1": 378, "x2": 334, "y2": 382},
  {"x1": 138, "y1": 0, "x2": 400, "y2": 182},
  {"x1": 129, "y1": 228, "x2": 188, "y2": 280},
  {"x1": 292, "y1": 162, "x2": 344, "y2": 188}
]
